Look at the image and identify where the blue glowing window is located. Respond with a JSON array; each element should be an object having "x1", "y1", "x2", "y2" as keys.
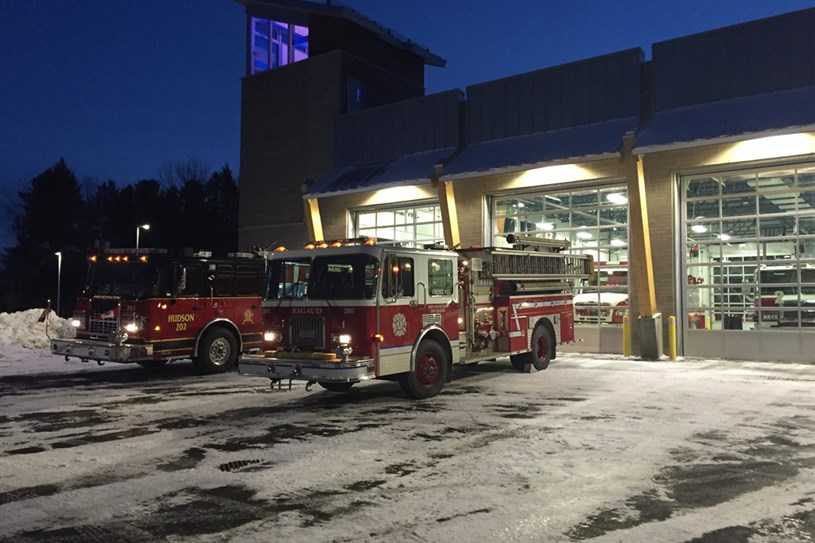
[{"x1": 250, "y1": 18, "x2": 309, "y2": 75}]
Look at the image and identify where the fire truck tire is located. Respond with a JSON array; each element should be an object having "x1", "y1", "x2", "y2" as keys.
[
  {"x1": 318, "y1": 382, "x2": 355, "y2": 392},
  {"x1": 399, "y1": 340, "x2": 449, "y2": 399},
  {"x1": 509, "y1": 354, "x2": 532, "y2": 373},
  {"x1": 194, "y1": 328, "x2": 237, "y2": 374},
  {"x1": 529, "y1": 324, "x2": 553, "y2": 371}
]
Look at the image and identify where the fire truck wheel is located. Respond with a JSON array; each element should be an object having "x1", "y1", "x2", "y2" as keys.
[
  {"x1": 509, "y1": 354, "x2": 533, "y2": 373},
  {"x1": 195, "y1": 328, "x2": 238, "y2": 374},
  {"x1": 529, "y1": 324, "x2": 553, "y2": 371},
  {"x1": 318, "y1": 382, "x2": 355, "y2": 392},
  {"x1": 399, "y1": 340, "x2": 449, "y2": 399}
]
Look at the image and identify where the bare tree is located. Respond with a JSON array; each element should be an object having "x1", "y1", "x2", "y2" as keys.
[{"x1": 158, "y1": 158, "x2": 211, "y2": 188}]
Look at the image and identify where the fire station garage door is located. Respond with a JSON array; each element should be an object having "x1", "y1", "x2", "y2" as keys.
[
  {"x1": 683, "y1": 163, "x2": 815, "y2": 362},
  {"x1": 492, "y1": 182, "x2": 630, "y2": 354}
]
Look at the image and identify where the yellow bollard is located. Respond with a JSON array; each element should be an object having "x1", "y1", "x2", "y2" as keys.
[
  {"x1": 669, "y1": 315, "x2": 677, "y2": 361},
  {"x1": 622, "y1": 313, "x2": 631, "y2": 358}
]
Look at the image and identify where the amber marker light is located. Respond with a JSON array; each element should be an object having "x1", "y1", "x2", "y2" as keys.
[
  {"x1": 392, "y1": 265, "x2": 400, "y2": 273},
  {"x1": 274, "y1": 246, "x2": 287, "y2": 252},
  {"x1": 154, "y1": 325, "x2": 161, "y2": 332},
  {"x1": 372, "y1": 333, "x2": 384, "y2": 343}
]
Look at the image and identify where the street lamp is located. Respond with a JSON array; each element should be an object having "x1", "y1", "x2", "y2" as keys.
[
  {"x1": 136, "y1": 224, "x2": 150, "y2": 249},
  {"x1": 54, "y1": 251, "x2": 62, "y2": 317}
]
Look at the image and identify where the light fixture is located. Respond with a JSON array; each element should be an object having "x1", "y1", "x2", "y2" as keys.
[
  {"x1": 136, "y1": 223, "x2": 150, "y2": 249},
  {"x1": 576, "y1": 231, "x2": 593, "y2": 240},
  {"x1": 535, "y1": 222, "x2": 555, "y2": 231},
  {"x1": 718, "y1": 233, "x2": 731, "y2": 241},
  {"x1": 606, "y1": 193, "x2": 628, "y2": 205},
  {"x1": 610, "y1": 239, "x2": 626, "y2": 247},
  {"x1": 691, "y1": 224, "x2": 708, "y2": 234},
  {"x1": 54, "y1": 252, "x2": 62, "y2": 317}
]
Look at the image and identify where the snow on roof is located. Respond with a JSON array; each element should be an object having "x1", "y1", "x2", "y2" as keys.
[
  {"x1": 441, "y1": 117, "x2": 638, "y2": 181},
  {"x1": 634, "y1": 86, "x2": 815, "y2": 153}
]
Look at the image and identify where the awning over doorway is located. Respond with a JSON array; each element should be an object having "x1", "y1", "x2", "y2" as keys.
[
  {"x1": 634, "y1": 86, "x2": 815, "y2": 153},
  {"x1": 440, "y1": 117, "x2": 638, "y2": 181},
  {"x1": 305, "y1": 148, "x2": 456, "y2": 197}
]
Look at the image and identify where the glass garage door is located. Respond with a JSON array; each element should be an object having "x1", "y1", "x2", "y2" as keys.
[
  {"x1": 492, "y1": 183, "x2": 630, "y2": 353},
  {"x1": 682, "y1": 163, "x2": 815, "y2": 361}
]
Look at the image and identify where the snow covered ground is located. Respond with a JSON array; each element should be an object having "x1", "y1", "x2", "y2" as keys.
[{"x1": 0, "y1": 310, "x2": 814, "y2": 542}]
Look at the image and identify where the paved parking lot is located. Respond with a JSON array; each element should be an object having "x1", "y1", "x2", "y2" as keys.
[{"x1": 1, "y1": 353, "x2": 814, "y2": 542}]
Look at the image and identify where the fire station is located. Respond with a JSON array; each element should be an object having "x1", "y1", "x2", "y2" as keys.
[{"x1": 234, "y1": 0, "x2": 815, "y2": 363}]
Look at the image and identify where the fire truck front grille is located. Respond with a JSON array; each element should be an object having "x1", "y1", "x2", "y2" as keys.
[
  {"x1": 290, "y1": 316, "x2": 325, "y2": 350},
  {"x1": 89, "y1": 299, "x2": 119, "y2": 338}
]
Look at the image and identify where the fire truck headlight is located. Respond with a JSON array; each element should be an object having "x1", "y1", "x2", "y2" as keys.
[
  {"x1": 332, "y1": 333, "x2": 351, "y2": 345},
  {"x1": 264, "y1": 331, "x2": 279, "y2": 342},
  {"x1": 71, "y1": 319, "x2": 82, "y2": 328},
  {"x1": 124, "y1": 322, "x2": 140, "y2": 333}
]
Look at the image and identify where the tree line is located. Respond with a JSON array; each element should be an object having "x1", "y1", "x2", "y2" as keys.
[{"x1": 0, "y1": 159, "x2": 239, "y2": 315}]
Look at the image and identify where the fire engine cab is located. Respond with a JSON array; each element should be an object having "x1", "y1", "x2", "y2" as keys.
[
  {"x1": 238, "y1": 235, "x2": 593, "y2": 398},
  {"x1": 50, "y1": 248, "x2": 267, "y2": 373}
]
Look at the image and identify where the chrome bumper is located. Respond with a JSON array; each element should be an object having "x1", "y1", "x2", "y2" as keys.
[
  {"x1": 51, "y1": 338, "x2": 153, "y2": 363},
  {"x1": 238, "y1": 354, "x2": 375, "y2": 383}
]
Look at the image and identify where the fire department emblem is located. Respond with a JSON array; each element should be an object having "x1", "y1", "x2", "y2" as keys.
[
  {"x1": 242, "y1": 308, "x2": 254, "y2": 325},
  {"x1": 392, "y1": 313, "x2": 407, "y2": 337}
]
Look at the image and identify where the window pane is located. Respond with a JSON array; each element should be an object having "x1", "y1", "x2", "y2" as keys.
[
  {"x1": 798, "y1": 167, "x2": 815, "y2": 188},
  {"x1": 377, "y1": 211, "x2": 394, "y2": 226},
  {"x1": 571, "y1": 190, "x2": 598, "y2": 208},
  {"x1": 357, "y1": 212, "x2": 376, "y2": 229},
  {"x1": 722, "y1": 194, "x2": 756, "y2": 217},
  {"x1": 428, "y1": 259, "x2": 454, "y2": 296},
  {"x1": 687, "y1": 177, "x2": 720, "y2": 198},
  {"x1": 687, "y1": 199, "x2": 719, "y2": 220},
  {"x1": 721, "y1": 173, "x2": 756, "y2": 195}
]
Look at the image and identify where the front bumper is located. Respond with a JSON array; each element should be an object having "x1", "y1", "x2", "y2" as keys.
[
  {"x1": 238, "y1": 353, "x2": 375, "y2": 383},
  {"x1": 51, "y1": 338, "x2": 154, "y2": 363}
]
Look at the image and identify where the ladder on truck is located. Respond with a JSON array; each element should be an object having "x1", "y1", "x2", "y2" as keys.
[{"x1": 461, "y1": 234, "x2": 594, "y2": 293}]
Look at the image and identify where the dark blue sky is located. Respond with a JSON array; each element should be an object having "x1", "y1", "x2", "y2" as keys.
[{"x1": 2, "y1": 0, "x2": 813, "y2": 195}]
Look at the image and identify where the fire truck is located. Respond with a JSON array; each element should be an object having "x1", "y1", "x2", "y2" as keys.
[
  {"x1": 50, "y1": 248, "x2": 267, "y2": 373},
  {"x1": 752, "y1": 264, "x2": 815, "y2": 328},
  {"x1": 573, "y1": 265, "x2": 628, "y2": 324},
  {"x1": 238, "y1": 235, "x2": 593, "y2": 399}
]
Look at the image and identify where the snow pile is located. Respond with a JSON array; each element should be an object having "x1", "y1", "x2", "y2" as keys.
[{"x1": 0, "y1": 309, "x2": 70, "y2": 350}]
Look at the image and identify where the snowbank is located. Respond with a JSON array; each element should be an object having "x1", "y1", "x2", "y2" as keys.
[{"x1": 0, "y1": 308, "x2": 69, "y2": 350}]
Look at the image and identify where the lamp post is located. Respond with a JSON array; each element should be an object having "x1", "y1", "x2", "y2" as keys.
[
  {"x1": 136, "y1": 223, "x2": 150, "y2": 249},
  {"x1": 54, "y1": 251, "x2": 62, "y2": 317}
]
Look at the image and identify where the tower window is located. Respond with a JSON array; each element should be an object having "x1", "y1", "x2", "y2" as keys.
[{"x1": 250, "y1": 18, "x2": 308, "y2": 75}]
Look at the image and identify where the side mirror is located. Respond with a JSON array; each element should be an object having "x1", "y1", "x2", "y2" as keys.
[{"x1": 385, "y1": 257, "x2": 401, "y2": 302}]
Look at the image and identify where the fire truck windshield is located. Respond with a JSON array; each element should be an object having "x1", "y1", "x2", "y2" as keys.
[
  {"x1": 309, "y1": 254, "x2": 378, "y2": 300},
  {"x1": 759, "y1": 269, "x2": 815, "y2": 296},
  {"x1": 84, "y1": 261, "x2": 167, "y2": 299}
]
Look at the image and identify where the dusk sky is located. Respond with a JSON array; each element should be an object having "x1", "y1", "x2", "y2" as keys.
[{"x1": 1, "y1": 0, "x2": 814, "y2": 211}]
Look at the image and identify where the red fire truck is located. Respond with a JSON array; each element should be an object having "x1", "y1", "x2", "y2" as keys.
[
  {"x1": 238, "y1": 235, "x2": 593, "y2": 398},
  {"x1": 50, "y1": 248, "x2": 267, "y2": 373},
  {"x1": 752, "y1": 265, "x2": 815, "y2": 328}
]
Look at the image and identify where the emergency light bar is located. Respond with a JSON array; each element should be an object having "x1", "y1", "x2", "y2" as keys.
[
  {"x1": 303, "y1": 236, "x2": 377, "y2": 250},
  {"x1": 105, "y1": 248, "x2": 168, "y2": 255}
]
